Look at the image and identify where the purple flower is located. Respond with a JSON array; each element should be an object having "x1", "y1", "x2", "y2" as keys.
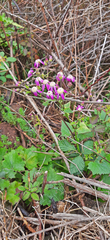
[
  {"x1": 46, "y1": 91, "x2": 54, "y2": 100},
  {"x1": 28, "y1": 68, "x2": 34, "y2": 77},
  {"x1": 57, "y1": 87, "x2": 67, "y2": 100},
  {"x1": 97, "y1": 99, "x2": 103, "y2": 102},
  {"x1": 76, "y1": 105, "x2": 84, "y2": 111},
  {"x1": 34, "y1": 59, "x2": 44, "y2": 68},
  {"x1": 15, "y1": 81, "x2": 20, "y2": 86},
  {"x1": 66, "y1": 74, "x2": 75, "y2": 82},
  {"x1": 49, "y1": 81, "x2": 57, "y2": 93},
  {"x1": 42, "y1": 79, "x2": 50, "y2": 91},
  {"x1": 49, "y1": 55, "x2": 52, "y2": 61},
  {"x1": 56, "y1": 72, "x2": 65, "y2": 81},
  {"x1": 31, "y1": 86, "x2": 42, "y2": 96},
  {"x1": 35, "y1": 77, "x2": 43, "y2": 86}
]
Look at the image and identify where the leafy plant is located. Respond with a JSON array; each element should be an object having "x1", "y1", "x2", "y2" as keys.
[
  {"x1": 0, "y1": 98, "x2": 36, "y2": 138},
  {"x1": 0, "y1": 51, "x2": 17, "y2": 83},
  {"x1": 0, "y1": 145, "x2": 64, "y2": 205},
  {"x1": 58, "y1": 107, "x2": 110, "y2": 189}
]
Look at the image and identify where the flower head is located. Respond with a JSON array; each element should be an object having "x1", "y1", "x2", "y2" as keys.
[
  {"x1": 34, "y1": 59, "x2": 44, "y2": 68},
  {"x1": 35, "y1": 77, "x2": 43, "y2": 86},
  {"x1": 49, "y1": 81, "x2": 57, "y2": 93},
  {"x1": 97, "y1": 99, "x2": 103, "y2": 102},
  {"x1": 76, "y1": 105, "x2": 84, "y2": 111},
  {"x1": 15, "y1": 81, "x2": 20, "y2": 86},
  {"x1": 28, "y1": 68, "x2": 34, "y2": 77},
  {"x1": 57, "y1": 87, "x2": 67, "y2": 100},
  {"x1": 46, "y1": 91, "x2": 54, "y2": 100},
  {"x1": 49, "y1": 55, "x2": 52, "y2": 61},
  {"x1": 66, "y1": 74, "x2": 75, "y2": 83},
  {"x1": 56, "y1": 72, "x2": 65, "y2": 81},
  {"x1": 31, "y1": 86, "x2": 42, "y2": 97},
  {"x1": 42, "y1": 79, "x2": 50, "y2": 91}
]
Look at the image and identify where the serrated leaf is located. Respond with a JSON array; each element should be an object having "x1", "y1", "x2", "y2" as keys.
[
  {"x1": 6, "y1": 57, "x2": 16, "y2": 62},
  {"x1": 90, "y1": 115, "x2": 99, "y2": 124},
  {"x1": 23, "y1": 146, "x2": 38, "y2": 169},
  {"x1": 31, "y1": 193, "x2": 39, "y2": 200},
  {"x1": 37, "y1": 153, "x2": 52, "y2": 166},
  {"x1": 40, "y1": 195, "x2": 51, "y2": 206},
  {"x1": 0, "y1": 148, "x2": 6, "y2": 161},
  {"x1": 47, "y1": 168, "x2": 63, "y2": 182},
  {"x1": 58, "y1": 139, "x2": 76, "y2": 152},
  {"x1": 83, "y1": 141, "x2": 93, "y2": 154},
  {"x1": 61, "y1": 121, "x2": 74, "y2": 136},
  {"x1": 70, "y1": 156, "x2": 85, "y2": 174},
  {"x1": 88, "y1": 159, "x2": 110, "y2": 175},
  {"x1": 3, "y1": 150, "x2": 25, "y2": 171},
  {"x1": 76, "y1": 122, "x2": 91, "y2": 134},
  {"x1": 101, "y1": 174, "x2": 110, "y2": 185},
  {"x1": 0, "y1": 179, "x2": 10, "y2": 191},
  {"x1": 6, "y1": 181, "x2": 20, "y2": 204}
]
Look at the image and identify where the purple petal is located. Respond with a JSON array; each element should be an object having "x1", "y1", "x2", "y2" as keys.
[
  {"x1": 51, "y1": 95, "x2": 54, "y2": 100},
  {"x1": 46, "y1": 84, "x2": 50, "y2": 91},
  {"x1": 37, "y1": 90, "x2": 42, "y2": 93},
  {"x1": 57, "y1": 94, "x2": 59, "y2": 99},
  {"x1": 42, "y1": 84, "x2": 45, "y2": 91},
  {"x1": 61, "y1": 93, "x2": 65, "y2": 100},
  {"x1": 33, "y1": 92, "x2": 37, "y2": 97}
]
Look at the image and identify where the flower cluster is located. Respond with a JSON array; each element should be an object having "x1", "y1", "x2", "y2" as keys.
[
  {"x1": 28, "y1": 58, "x2": 76, "y2": 101},
  {"x1": 32, "y1": 78, "x2": 67, "y2": 100}
]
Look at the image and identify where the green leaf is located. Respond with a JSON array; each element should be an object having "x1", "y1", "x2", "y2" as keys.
[
  {"x1": 12, "y1": 22, "x2": 23, "y2": 28},
  {"x1": 0, "y1": 148, "x2": 6, "y2": 161},
  {"x1": 61, "y1": 121, "x2": 74, "y2": 136},
  {"x1": 6, "y1": 57, "x2": 16, "y2": 62},
  {"x1": 100, "y1": 110, "x2": 106, "y2": 121},
  {"x1": 64, "y1": 102, "x2": 71, "y2": 109},
  {"x1": 6, "y1": 74, "x2": 14, "y2": 79},
  {"x1": 90, "y1": 115, "x2": 99, "y2": 124},
  {"x1": 0, "y1": 179, "x2": 10, "y2": 191},
  {"x1": 94, "y1": 125, "x2": 105, "y2": 133},
  {"x1": 58, "y1": 139, "x2": 76, "y2": 152},
  {"x1": 64, "y1": 108, "x2": 73, "y2": 113},
  {"x1": 6, "y1": 181, "x2": 20, "y2": 204},
  {"x1": 0, "y1": 51, "x2": 4, "y2": 57},
  {"x1": 101, "y1": 174, "x2": 110, "y2": 185},
  {"x1": 37, "y1": 153, "x2": 52, "y2": 166},
  {"x1": 18, "y1": 186, "x2": 26, "y2": 191},
  {"x1": 44, "y1": 183, "x2": 64, "y2": 202},
  {"x1": 31, "y1": 193, "x2": 39, "y2": 200},
  {"x1": 76, "y1": 122, "x2": 91, "y2": 134},
  {"x1": 40, "y1": 195, "x2": 51, "y2": 206},
  {"x1": 3, "y1": 150, "x2": 25, "y2": 171},
  {"x1": 83, "y1": 141, "x2": 94, "y2": 154},
  {"x1": 23, "y1": 146, "x2": 38, "y2": 169},
  {"x1": 47, "y1": 168, "x2": 63, "y2": 182},
  {"x1": 23, "y1": 191, "x2": 30, "y2": 201},
  {"x1": 70, "y1": 156, "x2": 85, "y2": 174},
  {"x1": 0, "y1": 76, "x2": 6, "y2": 82},
  {"x1": 88, "y1": 159, "x2": 110, "y2": 175}
]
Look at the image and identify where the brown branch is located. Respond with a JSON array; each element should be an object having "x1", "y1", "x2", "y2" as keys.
[{"x1": 80, "y1": 67, "x2": 110, "y2": 96}]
